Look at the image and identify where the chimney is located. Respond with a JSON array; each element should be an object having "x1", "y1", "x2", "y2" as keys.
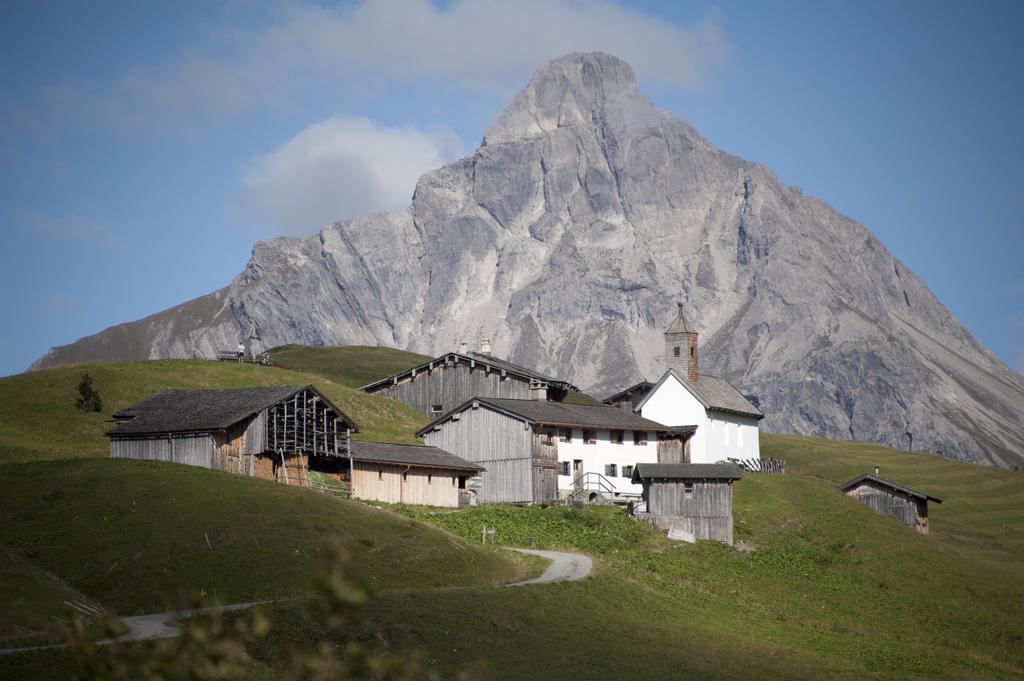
[
  {"x1": 874, "y1": 466, "x2": 880, "y2": 477},
  {"x1": 531, "y1": 381, "x2": 548, "y2": 402},
  {"x1": 459, "y1": 341, "x2": 468, "y2": 354},
  {"x1": 687, "y1": 330, "x2": 698, "y2": 384},
  {"x1": 480, "y1": 338, "x2": 491, "y2": 354},
  {"x1": 664, "y1": 301, "x2": 698, "y2": 382}
]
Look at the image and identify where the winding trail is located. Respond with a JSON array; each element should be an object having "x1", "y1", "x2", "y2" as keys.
[
  {"x1": 506, "y1": 549, "x2": 593, "y2": 586},
  {"x1": 0, "y1": 548, "x2": 592, "y2": 653}
]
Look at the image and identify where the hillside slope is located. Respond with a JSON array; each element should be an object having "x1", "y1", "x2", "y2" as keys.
[
  {"x1": 0, "y1": 459, "x2": 522, "y2": 616},
  {"x1": 0, "y1": 360, "x2": 430, "y2": 463},
  {"x1": 30, "y1": 53, "x2": 1024, "y2": 468},
  {"x1": 251, "y1": 434, "x2": 1022, "y2": 680}
]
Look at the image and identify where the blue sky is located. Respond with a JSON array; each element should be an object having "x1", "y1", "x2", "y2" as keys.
[{"x1": 1, "y1": 0, "x2": 1022, "y2": 377}]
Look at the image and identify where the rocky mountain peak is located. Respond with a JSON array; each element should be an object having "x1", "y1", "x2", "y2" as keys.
[
  {"x1": 484, "y1": 51, "x2": 658, "y2": 145},
  {"x1": 30, "y1": 53, "x2": 1024, "y2": 469}
]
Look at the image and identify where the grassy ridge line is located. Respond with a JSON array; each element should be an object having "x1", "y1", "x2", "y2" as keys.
[
  {"x1": 0, "y1": 360, "x2": 431, "y2": 463},
  {"x1": 267, "y1": 345, "x2": 432, "y2": 389}
]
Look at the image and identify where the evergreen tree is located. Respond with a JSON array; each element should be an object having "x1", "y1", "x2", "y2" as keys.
[{"x1": 75, "y1": 373, "x2": 103, "y2": 413}]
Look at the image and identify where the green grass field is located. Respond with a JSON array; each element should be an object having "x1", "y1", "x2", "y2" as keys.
[
  {"x1": 1, "y1": 354, "x2": 1022, "y2": 680},
  {"x1": 248, "y1": 435, "x2": 1024, "y2": 681}
]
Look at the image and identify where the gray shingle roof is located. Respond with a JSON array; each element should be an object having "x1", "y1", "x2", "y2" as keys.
[
  {"x1": 349, "y1": 441, "x2": 482, "y2": 471},
  {"x1": 634, "y1": 369, "x2": 764, "y2": 419},
  {"x1": 416, "y1": 397, "x2": 694, "y2": 436},
  {"x1": 602, "y1": 381, "x2": 654, "y2": 405},
  {"x1": 359, "y1": 351, "x2": 579, "y2": 392},
  {"x1": 631, "y1": 463, "x2": 743, "y2": 482},
  {"x1": 108, "y1": 385, "x2": 357, "y2": 436},
  {"x1": 838, "y1": 473, "x2": 942, "y2": 503}
]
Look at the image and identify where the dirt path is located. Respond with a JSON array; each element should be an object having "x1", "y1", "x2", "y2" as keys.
[
  {"x1": 0, "y1": 549, "x2": 592, "y2": 654},
  {"x1": 506, "y1": 549, "x2": 593, "y2": 585}
]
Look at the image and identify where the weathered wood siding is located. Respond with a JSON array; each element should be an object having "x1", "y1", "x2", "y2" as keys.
[
  {"x1": 111, "y1": 434, "x2": 215, "y2": 469},
  {"x1": 423, "y1": 405, "x2": 534, "y2": 503},
  {"x1": 351, "y1": 461, "x2": 461, "y2": 507},
  {"x1": 646, "y1": 479, "x2": 734, "y2": 544},
  {"x1": 242, "y1": 411, "x2": 267, "y2": 455},
  {"x1": 845, "y1": 481, "x2": 928, "y2": 533},
  {"x1": 373, "y1": 361, "x2": 531, "y2": 417},
  {"x1": 657, "y1": 435, "x2": 685, "y2": 463},
  {"x1": 530, "y1": 430, "x2": 558, "y2": 503}
]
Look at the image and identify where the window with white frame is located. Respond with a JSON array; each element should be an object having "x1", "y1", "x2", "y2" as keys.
[
  {"x1": 605, "y1": 463, "x2": 617, "y2": 477},
  {"x1": 610, "y1": 429, "x2": 624, "y2": 445},
  {"x1": 560, "y1": 427, "x2": 573, "y2": 443},
  {"x1": 633, "y1": 430, "x2": 647, "y2": 445},
  {"x1": 621, "y1": 464, "x2": 634, "y2": 479},
  {"x1": 558, "y1": 461, "x2": 570, "y2": 476},
  {"x1": 583, "y1": 429, "x2": 597, "y2": 444},
  {"x1": 683, "y1": 481, "x2": 694, "y2": 498}
]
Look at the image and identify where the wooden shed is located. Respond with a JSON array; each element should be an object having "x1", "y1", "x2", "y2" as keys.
[
  {"x1": 631, "y1": 463, "x2": 743, "y2": 544},
  {"x1": 107, "y1": 384, "x2": 358, "y2": 486},
  {"x1": 838, "y1": 472, "x2": 942, "y2": 535},
  {"x1": 360, "y1": 351, "x2": 578, "y2": 418},
  {"x1": 326, "y1": 441, "x2": 485, "y2": 507}
]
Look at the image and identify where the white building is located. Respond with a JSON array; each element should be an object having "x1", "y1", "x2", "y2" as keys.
[{"x1": 605, "y1": 304, "x2": 764, "y2": 464}]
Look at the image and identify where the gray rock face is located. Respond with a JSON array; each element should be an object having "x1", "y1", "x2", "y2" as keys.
[{"x1": 33, "y1": 52, "x2": 1024, "y2": 468}]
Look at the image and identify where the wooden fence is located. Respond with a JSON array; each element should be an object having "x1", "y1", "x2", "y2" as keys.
[{"x1": 730, "y1": 457, "x2": 785, "y2": 473}]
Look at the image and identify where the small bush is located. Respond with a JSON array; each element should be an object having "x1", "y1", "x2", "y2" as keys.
[{"x1": 75, "y1": 374, "x2": 103, "y2": 413}]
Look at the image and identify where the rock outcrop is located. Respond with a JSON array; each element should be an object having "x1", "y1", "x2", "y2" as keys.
[{"x1": 32, "y1": 52, "x2": 1024, "y2": 468}]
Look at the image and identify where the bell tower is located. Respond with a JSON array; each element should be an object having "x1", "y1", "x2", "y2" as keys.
[{"x1": 664, "y1": 302, "x2": 698, "y2": 383}]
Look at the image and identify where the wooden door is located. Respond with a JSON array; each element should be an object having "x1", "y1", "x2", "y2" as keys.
[{"x1": 657, "y1": 435, "x2": 683, "y2": 463}]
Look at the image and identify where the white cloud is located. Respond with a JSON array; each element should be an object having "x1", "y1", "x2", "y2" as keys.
[
  {"x1": 238, "y1": 116, "x2": 463, "y2": 232},
  {"x1": 41, "y1": 0, "x2": 729, "y2": 133}
]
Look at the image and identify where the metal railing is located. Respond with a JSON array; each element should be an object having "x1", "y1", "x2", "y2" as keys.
[{"x1": 568, "y1": 472, "x2": 618, "y2": 502}]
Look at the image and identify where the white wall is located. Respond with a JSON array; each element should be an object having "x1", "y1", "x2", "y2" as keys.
[
  {"x1": 639, "y1": 373, "x2": 760, "y2": 463},
  {"x1": 639, "y1": 375, "x2": 710, "y2": 460},
  {"x1": 554, "y1": 428, "x2": 658, "y2": 496},
  {"x1": 702, "y1": 412, "x2": 761, "y2": 462}
]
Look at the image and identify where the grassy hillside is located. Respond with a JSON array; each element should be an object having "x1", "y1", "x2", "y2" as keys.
[
  {"x1": 267, "y1": 344, "x2": 432, "y2": 389},
  {"x1": 0, "y1": 458, "x2": 523, "y2": 618},
  {"x1": 246, "y1": 434, "x2": 1024, "y2": 681},
  {"x1": 0, "y1": 548, "x2": 109, "y2": 649},
  {"x1": 1, "y1": 351, "x2": 1021, "y2": 679},
  {"x1": 0, "y1": 360, "x2": 431, "y2": 463}
]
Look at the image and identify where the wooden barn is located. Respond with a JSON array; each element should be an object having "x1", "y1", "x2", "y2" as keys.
[
  {"x1": 339, "y1": 441, "x2": 483, "y2": 507},
  {"x1": 631, "y1": 463, "x2": 743, "y2": 544},
  {"x1": 360, "y1": 350, "x2": 578, "y2": 418},
  {"x1": 416, "y1": 397, "x2": 689, "y2": 505},
  {"x1": 838, "y1": 472, "x2": 942, "y2": 535},
  {"x1": 108, "y1": 384, "x2": 358, "y2": 486}
]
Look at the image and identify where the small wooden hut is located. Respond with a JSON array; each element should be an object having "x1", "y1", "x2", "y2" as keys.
[
  {"x1": 838, "y1": 472, "x2": 942, "y2": 535},
  {"x1": 108, "y1": 384, "x2": 358, "y2": 486},
  {"x1": 631, "y1": 463, "x2": 743, "y2": 544}
]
